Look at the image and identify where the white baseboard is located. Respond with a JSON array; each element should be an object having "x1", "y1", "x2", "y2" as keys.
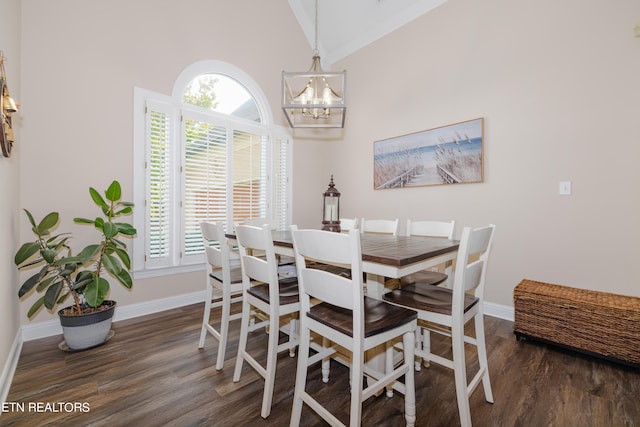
[
  {"x1": 484, "y1": 301, "x2": 514, "y2": 322},
  {"x1": 21, "y1": 290, "x2": 207, "y2": 342},
  {"x1": 0, "y1": 332, "x2": 22, "y2": 406}
]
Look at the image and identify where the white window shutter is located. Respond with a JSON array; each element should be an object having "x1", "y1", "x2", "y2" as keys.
[
  {"x1": 183, "y1": 115, "x2": 227, "y2": 258},
  {"x1": 145, "y1": 100, "x2": 174, "y2": 269},
  {"x1": 232, "y1": 130, "x2": 267, "y2": 224}
]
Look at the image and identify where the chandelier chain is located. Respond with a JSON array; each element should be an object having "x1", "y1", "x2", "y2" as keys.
[{"x1": 314, "y1": 0, "x2": 319, "y2": 54}]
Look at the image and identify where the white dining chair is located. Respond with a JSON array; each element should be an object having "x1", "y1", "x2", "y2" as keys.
[
  {"x1": 360, "y1": 218, "x2": 399, "y2": 235},
  {"x1": 290, "y1": 226, "x2": 417, "y2": 427},
  {"x1": 232, "y1": 224, "x2": 300, "y2": 419},
  {"x1": 198, "y1": 222, "x2": 244, "y2": 370},
  {"x1": 403, "y1": 219, "x2": 456, "y2": 287},
  {"x1": 339, "y1": 217, "x2": 359, "y2": 232},
  {"x1": 384, "y1": 224, "x2": 496, "y2": 427},
  {"x1": 403, "y1": 219, "x2": 456, "y2": 370},
  {"x1": 241, "y1": 217, "x2": 295, "y2": 265}
]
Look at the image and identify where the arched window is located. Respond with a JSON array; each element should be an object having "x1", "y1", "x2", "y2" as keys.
[
  {"x1": 182, "y1": 74, "x2": 260, "y2": 122},
  {"x1": 133, "y1": 61, "x2": 291, "y2": 275}
]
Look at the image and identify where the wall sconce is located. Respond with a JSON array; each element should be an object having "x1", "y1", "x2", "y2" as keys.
[
  {"x1": 322, "y1": 175, "x2": 341, "y2": 232},
  {"x1": 1, "y1": 51, "x2": 19, "y2": 158}
]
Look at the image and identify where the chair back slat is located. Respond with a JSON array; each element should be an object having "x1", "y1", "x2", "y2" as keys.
[
  {"x1": 291, "y1": 227, "x2": 363, "y2": 319},
  {"x1": 201, "y1": 222, "x2": 230, "y2": 279},
  {"x1": 340, "y1": 217, "x2": 360, "y2": 232},
  {"x1": 241, "y1": 253, "x2": 271, "y2": 284},
  {"x1": 360, "y1": 218, "x2": 399, "y2": 236},
  {"x1": 406, "y1": 219, "x2": 455, "y2": 239},
  {"x1": 243, "y1": 217, "x2": 278, "y2": 230},
  {"x1": 303, "y1": 268, "x2": 354, "y2": 310},
  {"x1": 235, "y1": 225, "x2": 279, "y2": 288}
]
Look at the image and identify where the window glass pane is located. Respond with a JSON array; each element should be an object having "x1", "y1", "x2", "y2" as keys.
[{"x1": 183, "y1": 74, "x2": 261, "y2": 123}]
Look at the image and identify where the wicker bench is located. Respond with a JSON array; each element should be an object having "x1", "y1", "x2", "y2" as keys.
[{"x1": 514, "y1": 279, "x2": 640, "y2": 368}]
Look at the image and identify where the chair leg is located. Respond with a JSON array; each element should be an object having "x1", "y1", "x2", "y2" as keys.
[
  {"x1": 386, "y1": 342, "x2": 394, "y2": 397},
  {"x1": 232, "y1": 297, "x2": 251, "y2": 383},
  {"x1": 288, "y1": 316, "x2": 297, "y2": 358},
  {"x1": 452, "y1": 324, "x2": 472, "y2": 427},
  {"x1": 414, "y1": 328, "x2": 422, "y2": 371},
  {"x1": 198, "y1": 285, "x2": 213, "y2": 348},
  {"x1": 289, "y1": 326, "x2": 311, "y2": 427},
  {"x1": 403, "y1": 330, "x2": 417, "y2": 427},
  {"x1": 349, "y1": 347, "x2": 364, "y2": 427},
  {"x1": 321, "y1": 336, "x2": 330, "y2": 383},
  {"x1": 216, "y1": 288, "x2": 232, "y2": 370},
  {"x1": 423, "y1": 328, "x2": 431, "y2": 368},
  {"x1": 474, "y1": 314, "x2": 494, "y2": 403},
  {"x1": 261, "y1": 313, "x2": 280, "y2": 418}
]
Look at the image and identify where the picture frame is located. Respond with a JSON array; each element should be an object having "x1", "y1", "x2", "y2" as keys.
[{"x1": 373, "y1": 118, "x2": 484, "y2": 189}]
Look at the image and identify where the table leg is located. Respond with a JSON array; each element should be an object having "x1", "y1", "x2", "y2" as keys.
[{"x1": 365, "y1": 273, "x2": 387, "y2": 299}]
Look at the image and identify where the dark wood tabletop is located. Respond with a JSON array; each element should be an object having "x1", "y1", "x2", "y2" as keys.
[{"x1": 230, "y1": 230, "x2": 459, "y2": 268}]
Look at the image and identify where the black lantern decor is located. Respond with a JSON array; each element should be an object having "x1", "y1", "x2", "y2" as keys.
[{"x1": 322, "y1": 175, "x2": 341, "y2": 232}]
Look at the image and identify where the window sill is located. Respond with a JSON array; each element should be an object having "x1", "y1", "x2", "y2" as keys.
[{"x1": 132, "y1": 263, "x2": 206, "y2": 280}]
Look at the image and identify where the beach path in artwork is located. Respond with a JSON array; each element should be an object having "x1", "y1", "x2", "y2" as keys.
[{"x1": 406, "y1": 164, "x2": 442, "y2": 186}]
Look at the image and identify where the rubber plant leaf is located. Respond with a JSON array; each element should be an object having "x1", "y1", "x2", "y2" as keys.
[
  {"x1": 114, "y1": 269, "x2": 133, "y2": 289},
  {"x1": 103, "y1": 222, "x2": 118, "y2": 239},
  {"x1": 89, "y1": 187, "x2": 107, "y2": 209},
  {"x1": 23, "y1": 208, "x2": 37, "y2": 229},
  {"x1": 114, "y1": 247, "x2": 131, "y2": 270},
  {"x1": 105, "y1": 180, "x2": 122, "y2": 202},
  {"x1": 18, "y1": 265, "x2": 48, "y2": 298},
  {"x1": 102, "y1": 253, "x2": 122, "y2": 276},
  {"x1": 36, "y1": 212, "x2": 59, "y2": 235},
  {"x1": 14, "y1": 242, "x2": 40, "y2": 266},
  {"x1": 43, "y1": 279, "x2": 64, "y2": 310},
  {"x1": 114, "y1": 223, "x2": 136, "y2": 236},
  {"x1": 84, "y1": 276, "x2": 109, "y2": 307},
  {"x1": 27, "y1": 296, "x2": 45, "y2": 319}
]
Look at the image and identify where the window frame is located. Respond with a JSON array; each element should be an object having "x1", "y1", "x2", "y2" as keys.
[{"x1": 132, "y1": 61, "x2": 291, "y2": 278}]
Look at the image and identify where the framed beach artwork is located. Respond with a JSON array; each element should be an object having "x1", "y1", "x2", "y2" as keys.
[{"x1": 373, "y1": 118, "x2": 484, "y2": 190}]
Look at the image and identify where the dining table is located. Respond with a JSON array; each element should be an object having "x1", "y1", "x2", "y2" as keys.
[{"x1": 227, "y1": 229, "x2": 460, "y2": 298}]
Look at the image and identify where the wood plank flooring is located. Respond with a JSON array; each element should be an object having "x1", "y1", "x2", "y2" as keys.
[{"x1": 3, "y1": 302, "x2": 640, "y2": 426}]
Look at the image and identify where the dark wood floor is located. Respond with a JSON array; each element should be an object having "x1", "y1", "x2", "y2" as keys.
[{"x1": 3, "y1": 302, "x2": 640, "y2": 426}]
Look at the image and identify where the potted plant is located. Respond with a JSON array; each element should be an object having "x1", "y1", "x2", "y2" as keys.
[{"x1": 14, "y1": 180, "x2": 136, "y2": 350}]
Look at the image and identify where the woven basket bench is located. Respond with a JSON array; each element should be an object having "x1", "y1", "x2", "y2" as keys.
[{"x1": 514, "y1": 279, "x2": 640, "y2": 368}]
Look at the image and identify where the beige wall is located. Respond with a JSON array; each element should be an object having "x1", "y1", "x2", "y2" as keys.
[
  {"x1": 313, "y1": 0, "x2": 640, "y2": 306},
  {"x1": 0, "y1": 0, "x2": 22, "y2": 391}
]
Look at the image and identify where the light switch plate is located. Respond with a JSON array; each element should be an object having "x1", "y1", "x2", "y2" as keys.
[{"x1": 559, "y1": 181, "x2": 572, "y2": 195}]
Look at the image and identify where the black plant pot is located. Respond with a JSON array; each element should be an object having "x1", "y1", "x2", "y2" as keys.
[{"x1": 58, "y1": 300, "x2": 116, "y2": 351}]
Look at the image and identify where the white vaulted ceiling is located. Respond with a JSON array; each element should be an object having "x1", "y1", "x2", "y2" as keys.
[{"x1": 288, "y1": 0, "x2": 448, "y2": 65}]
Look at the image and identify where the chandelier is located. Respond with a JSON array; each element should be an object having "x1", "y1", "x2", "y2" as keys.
[{"x1": 282, "y1": 0, "x2": 346, "y2": 128}]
